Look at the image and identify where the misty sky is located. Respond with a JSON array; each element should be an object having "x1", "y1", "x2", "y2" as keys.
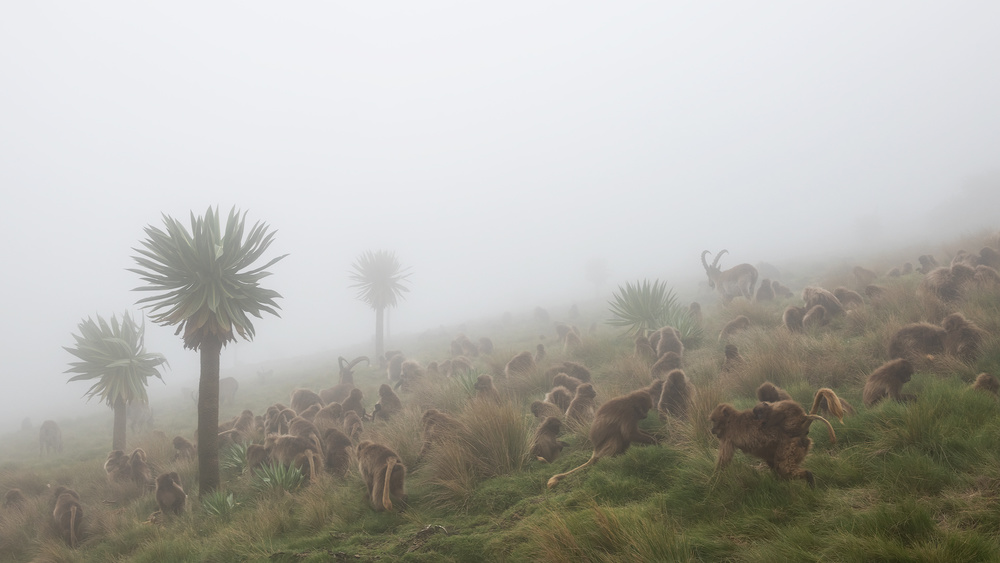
[{"x1": 2, "y1": 3, "x2": 999, "y2": 430}]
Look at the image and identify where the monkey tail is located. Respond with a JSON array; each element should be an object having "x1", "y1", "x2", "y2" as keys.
[
  {"x1": 310, "y1": 435, "x2": 324, "y2": 461},
  {"x1": 806, "y1": 414, "x2": 837, "y2": 444},
  {"x1": 69, "y1": 505, "x2": 78, "y2": 548},
  {"x1": 810, "y1": 388, "x2": 845, "y2": 423},
  {"x1": 307, "y1": 451, "x2": 317, "y2": 483},
  {"x1": 382, "y1": 457, "x2": 397, "y2": 511},
  {"x1": 546, "y1": 454, "x2": 598, "y2": 489}
]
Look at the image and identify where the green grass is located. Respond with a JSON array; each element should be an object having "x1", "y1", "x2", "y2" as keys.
[{"x1": 4, "y1": 234, "x2": 1000, "y2": 561}]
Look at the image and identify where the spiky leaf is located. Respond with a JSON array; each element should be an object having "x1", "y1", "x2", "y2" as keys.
[
  {"x1": 607, "y1": 279, "x2": 702, "y2": 342},
  {"x1": 252, "y1": 462, "x2": 304, "y2": 493},
  {"x1": 63, "y1": 313, "x2": 168, "y2": 408},
  {"x1": 128, "y1": 206, "x2": 287, "y2": 350}
]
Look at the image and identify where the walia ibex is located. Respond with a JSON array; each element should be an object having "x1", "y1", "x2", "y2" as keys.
[
  {"x1": 340, "y1": 355, "x2": 370, "y2": 381},
  {"x1": 322, "y1": 356, "x2": 370, "y2": 404},
  {"x1": 701, "y1": 250, "x2": 758, "y2": 303}
]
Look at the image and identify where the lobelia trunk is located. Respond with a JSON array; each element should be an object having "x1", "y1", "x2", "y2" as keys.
[
  {"x1": 112, "y1": 396, "x2": 127, "y2": 451},
  {"x1": 375, "y1": 306, "x2": 385, "y2": 369},
  {"x1": 197, "y1": 333, "x2": 222, "y2": 496}
]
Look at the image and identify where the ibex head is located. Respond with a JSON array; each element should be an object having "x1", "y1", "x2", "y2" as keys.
[
  {"x1": 701, "y1": 250, "x2": 729, "y2": 288},
  {"x1": 338, "y1": 355, "x2": 370, "y2": 384}
]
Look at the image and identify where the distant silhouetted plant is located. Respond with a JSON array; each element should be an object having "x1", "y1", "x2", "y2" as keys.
[
  {"x1": 349, "y1": 249, "x2": 412, "y2": 367},
  {"x1": 64, "y1": 312, "x2": 168, "y2": 451}
]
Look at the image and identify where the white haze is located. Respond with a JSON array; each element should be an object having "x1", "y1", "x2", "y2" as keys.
[{"x1": 1, "y1": 2, "x2": 999, "y2": 432}]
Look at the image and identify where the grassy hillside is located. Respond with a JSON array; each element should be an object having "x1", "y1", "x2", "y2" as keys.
[{"x1": 2, "y1": 231, "x2": 1000, "y2": 562}]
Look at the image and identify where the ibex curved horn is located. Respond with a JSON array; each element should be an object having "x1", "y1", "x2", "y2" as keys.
[
  {"x1": 712, "y1": 249, "x2": 729, "y2": 269},
  {"x1": 701, "y1": 250, "x2": 713, "y2": 271},
  {"x1": 346, "y1": 356, "x2": 370, "y2": 370},
  {"x1": 338, "y1": 356, "x2": 348, "y2": 371}
]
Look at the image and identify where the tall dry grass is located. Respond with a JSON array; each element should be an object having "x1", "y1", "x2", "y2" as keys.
[
  {"x1": 523, "y1": 504, "x2": 695, "y2": 562},
  {"x1": 420, "y1": 399, "x2": 532, "y2": 509},
  {"x1": 363, "y1": 404, "x2": 425, "y2": 471}
]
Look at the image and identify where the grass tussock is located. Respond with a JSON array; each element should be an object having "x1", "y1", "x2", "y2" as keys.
[
  {"x1": 522, "y1": 504, "x2": 695, "y2": 563},
  {"x1": 408, "y1": 371, "x2": 476, "y2": 414},
  {"x1": 0, "y1": 471, "x2": 49, "y2": 496},
  {"x1": 798, "y1": 333, "x2": 873, "y2": 390},
  {"x1": 364, "y1": 405, "x2": 424, "y2": 467},
  {"x1": 716, "y1": 328, "x2": 806, "y2": 398},
  {"x1": 421, "y1": 400, "x2": 532, "y2": 510},
  {"x1": 501, "y1": 364, "x2": 549, "y2": 403},
  {"x1": 457, "y1": 400, "x2": 533, "y2": 478},
  {"x1": 680, "y1": 384, "x2": 726, "y2": 447},
  {"x1": 0, "y1": 496, "x2": 45, "y2": 560},
  {"x1": 294, "y1": 475, "x2": 357, "y2": 532},
  {"x1": 20, "y1": 541, "x2": 83, "y2": 563},
  {"x1": 419, "y1": 436, "x2": 479, "y2": 510},
  {"x1": 962, "y1": 287, "x2": 1000, "y2": 335}
]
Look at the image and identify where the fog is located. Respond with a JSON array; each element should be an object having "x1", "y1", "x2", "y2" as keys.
[{"x1": 1, "y1": 3, "x2": 999, "y2": 433}]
